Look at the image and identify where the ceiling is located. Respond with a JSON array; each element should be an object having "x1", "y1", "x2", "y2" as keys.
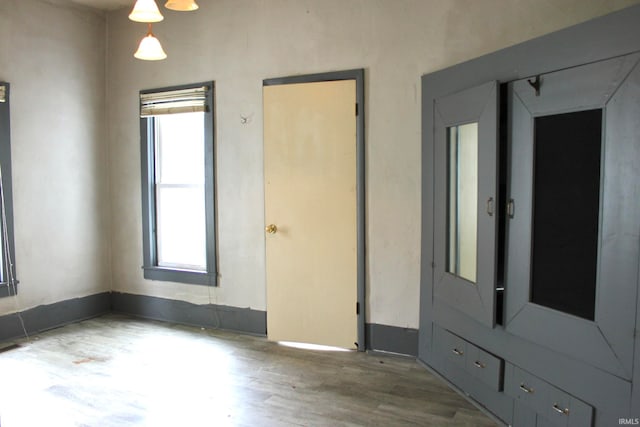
[{"x1": 69, "y1": 0, "x2": 132, "y2": 11}]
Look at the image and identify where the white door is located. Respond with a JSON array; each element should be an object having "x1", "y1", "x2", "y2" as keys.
[{"x1": 263, "y1": 79, "x2": 358, "y2": 349}]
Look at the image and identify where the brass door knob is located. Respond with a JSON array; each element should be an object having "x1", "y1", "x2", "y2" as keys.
[{"x1": 265, "y1": 224, "x2": 278, "y2": 234}]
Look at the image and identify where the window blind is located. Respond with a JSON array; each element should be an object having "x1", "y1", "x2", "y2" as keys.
[
  {"x1": 140, "y1": 85, "x2": 209, "y2": 117},
  {"x1": 0, "y1": 85, "x2": 6, "y2": 103}
]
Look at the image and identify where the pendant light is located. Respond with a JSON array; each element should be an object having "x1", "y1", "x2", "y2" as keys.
[
  {"x1": 130, "y1": 0, "x2": 200, "y2": 61},
  {"x1": 134, "y1": 24, "x2": 167, "y2": 61},
  {"x1": 129, "y1": 0, "x2": 164, "y2": 23},
  {"x1": 165, "y1": 0, "x2": 199, "y2": 11}
]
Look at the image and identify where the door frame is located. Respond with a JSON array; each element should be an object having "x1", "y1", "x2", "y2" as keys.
[{"x1": 263, "y1": 69, "x2": 366, "y2": 351}]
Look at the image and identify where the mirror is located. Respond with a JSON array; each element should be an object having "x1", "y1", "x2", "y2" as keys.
[{"x1": 447, "y1": 122, "x2": 478, "y2": 283}]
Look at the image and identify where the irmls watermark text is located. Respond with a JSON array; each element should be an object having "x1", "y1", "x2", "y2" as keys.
[{"x1": 619, "y1": 418, "x2": 640, "y2": 425}]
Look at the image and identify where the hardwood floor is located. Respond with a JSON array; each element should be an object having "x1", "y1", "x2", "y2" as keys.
[{"x1": 0, "y1": 315, "x2": 498, "y2": 426}]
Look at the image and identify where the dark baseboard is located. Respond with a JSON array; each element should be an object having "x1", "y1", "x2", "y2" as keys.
[
  {"x1": 111, "y1": 292, "x2": 267, "y2": 336},
  {"x1": 0, "y1": 292, "x2": 111, "y2": 343},
  {"x1": 366, "y1": 323, "x2": 418, "y2": 357},
  {"x1": 1, "y1": 292, "x2": 414, "y2": 356}
]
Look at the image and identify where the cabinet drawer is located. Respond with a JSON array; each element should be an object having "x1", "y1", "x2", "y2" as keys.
[
  {"x1": 433, "y1": 326, "x2": 504, "y2": 392},
  {"x1": 505, "y1": 364, "x2": 593, "y2": 427},
  {"x1": 433, "y1": 325, "x2": 467, "y2": 369},
  {"x1": 545, "y1": 386, "x2": 593, "y2": 427},
  {"x1": 505, "y1": 364, "x2": 547, "y2": 412},
  {"x1": 465, "y1": 345, "x2": 504, "y2": 391}
]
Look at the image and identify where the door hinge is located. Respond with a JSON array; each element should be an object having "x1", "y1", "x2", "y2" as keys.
[
  {"x1": 356, "y1": 302, "x2": 360, "y2": 315},
  {"x1": 355, "y1": 103, "x2": 359, "y2": 116}
]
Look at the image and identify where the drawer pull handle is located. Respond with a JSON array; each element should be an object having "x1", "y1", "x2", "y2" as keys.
[
  {"x1": 473, "y1": 361, "x2": 485, "y2": 369},
  {"x1": 452, "y1": 348, "x2": 464, "y2": 356},
  {"x1": 519, "y1": 383, "x2": 534, "y2": 394},
  {"x1": 552, "y1": 403, "x2": 569, "y2": 416}
]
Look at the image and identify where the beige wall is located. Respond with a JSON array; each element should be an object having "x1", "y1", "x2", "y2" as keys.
[
  {"x1": 102, "y1": 0, "x2": 639, "y2": 329},
  {"x1": 0, "y1": 0, "x2": 111, "y2": 315},
  {"x1": 2, "y1": 0, "x2": 637, "y2": 327}
]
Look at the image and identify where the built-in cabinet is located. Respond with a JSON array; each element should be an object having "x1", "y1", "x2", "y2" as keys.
[{"x1": 420, "y1": 6, "x2": 640, "y2": 426}]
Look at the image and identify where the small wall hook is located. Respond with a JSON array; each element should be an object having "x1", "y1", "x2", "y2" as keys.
[
  {"x1": 240, "y1": 112, "x2": 254, "y2": 125},
  {"x1": 527, "y1": 75, "x2": 541, "y2": 96}
]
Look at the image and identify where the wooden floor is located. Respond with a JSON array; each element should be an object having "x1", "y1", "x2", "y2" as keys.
[{"x1": 0, "y1": 315, "x2": 497, "y2": 426}]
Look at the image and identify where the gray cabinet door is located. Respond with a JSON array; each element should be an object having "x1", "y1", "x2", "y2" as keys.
[
  {"x1": 505, "y1": 53, "x2": 640, "y2": 379},
  {"x1": 433, "y1": 81, "x2": 499, "y2": 328}
]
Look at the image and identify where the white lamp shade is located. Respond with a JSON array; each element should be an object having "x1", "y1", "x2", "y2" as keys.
[
  {"x1": 134, "y1": 31, "x2": 167, "y2": 61},
  {"x1": 165, "y1": 0, "x2": 199, "y2": 11},
  {"x1": 129, "y1": 0, "x2": 164, "y2": 22}
]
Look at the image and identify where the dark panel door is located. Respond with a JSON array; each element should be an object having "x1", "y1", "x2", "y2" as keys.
[{"x1": 505, "y1": 53, "x2": 640, "y2": 379}]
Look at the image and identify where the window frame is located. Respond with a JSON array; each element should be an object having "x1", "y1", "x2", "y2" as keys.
[
  {"x1": 139, "y1": 81, "x2": 217, "y2": 286},
  {"x1": 0, "y1": 82, "x2": 18, "y2": 298}
]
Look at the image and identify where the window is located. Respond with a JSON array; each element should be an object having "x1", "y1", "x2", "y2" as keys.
[
  {"x1": 140, "y1": 82, "x2": 217, "y2": 286},
  {"x1": 0, "y1": 82, "x2": 18, "y2": 298}
]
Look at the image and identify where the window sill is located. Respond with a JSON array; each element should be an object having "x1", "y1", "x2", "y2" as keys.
[{"x1": 142, "y1": 266, "x2": 216, "y2": 287}]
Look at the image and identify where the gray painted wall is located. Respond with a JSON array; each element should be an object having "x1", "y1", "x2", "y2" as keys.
[{"x1": 0, "y1": 0, "x2": 111, "y2": 316}]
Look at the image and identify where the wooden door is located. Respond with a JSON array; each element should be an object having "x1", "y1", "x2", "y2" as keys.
[{"x1": 263, "y1": 79, "x2": 358, "y2": 349}]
